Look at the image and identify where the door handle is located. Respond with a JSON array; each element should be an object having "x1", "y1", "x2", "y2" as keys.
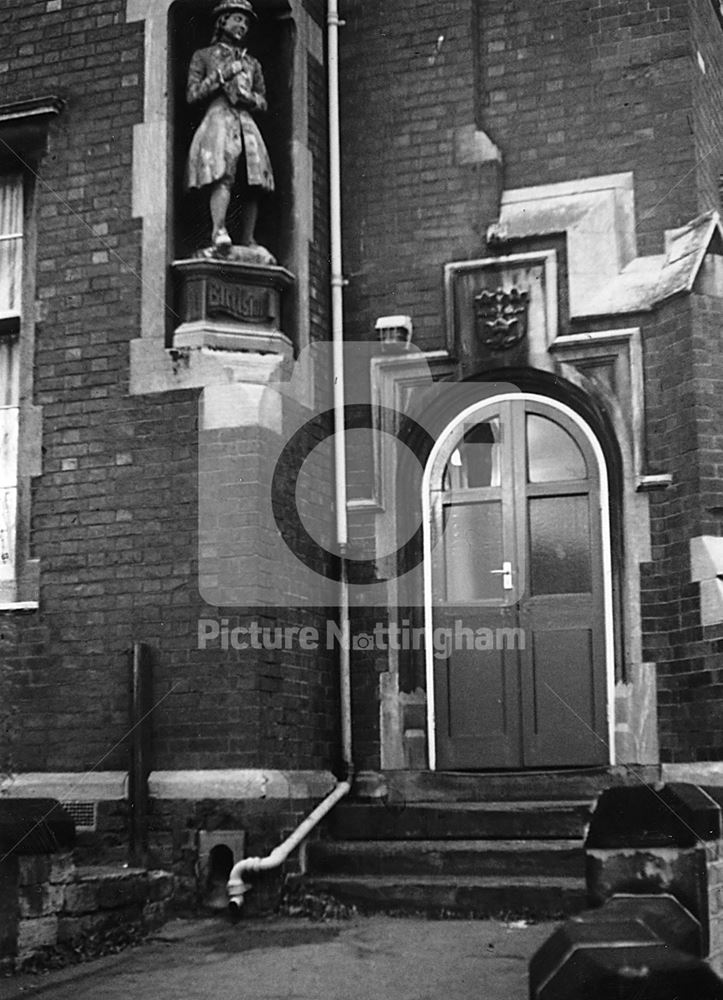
[{"x1": 490, "y1": 561, "x2": 513, "y2": 590}]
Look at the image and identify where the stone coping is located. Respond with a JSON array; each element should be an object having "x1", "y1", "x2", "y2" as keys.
[{"x1": 1, "y1": 770, "x2": 337, "y2": 802}]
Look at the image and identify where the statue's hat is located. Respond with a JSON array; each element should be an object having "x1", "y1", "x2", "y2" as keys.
[{"x1": 213, "y1": 0, "x2": 257, "y2": 19}]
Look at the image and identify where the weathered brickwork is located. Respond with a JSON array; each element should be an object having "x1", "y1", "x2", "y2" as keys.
[
  {"x1": 691, "y1": 1, "x2": 723, "y2": 215},
  {"x1": 1, "y1": 0, "x2": 336, "y2": 803},
  {"x1": 147, "y1": 796, "x2": 322, "y2": 909},
  {"x1": 642, "y1": 288, "x2": 723, "y2": 763},
  {"x1": 2, "y1": 0, "x2": 723, "y2": 812},
  {"x1": 339, "y1": 0, "x2": 502, "y2": 349},
  {"x1": 309, "y1": 53, "x2": 331, "y2": 341},
  {"x1": 338, "y1": 0, "x2": 719, "y2": 361},
  {"x1": 339, "y1": 0, "x2": 723, "y2": 771},
  {"x1": 478, "y1": 0, "x2": 707, "y2": 253}
]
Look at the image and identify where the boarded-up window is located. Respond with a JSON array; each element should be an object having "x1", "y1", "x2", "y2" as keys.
[{"x1": 0, "y1": 176, "x2": 22, "y2": 583}]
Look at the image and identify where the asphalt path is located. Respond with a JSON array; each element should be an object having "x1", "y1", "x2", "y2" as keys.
[{"x1": 0, "y1": 916, "x2": 554, "y2": 1000}]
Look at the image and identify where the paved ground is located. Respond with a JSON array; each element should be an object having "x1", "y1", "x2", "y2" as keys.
[{"x1": 0, "y1": 916, "x2": 553, "y2": 1000}]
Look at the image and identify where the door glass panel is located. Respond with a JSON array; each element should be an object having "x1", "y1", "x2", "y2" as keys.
[
  {"x1": 527, "y1": 414, "x2": 587, "y2": 483},
  {"x1": 529, "y1": 496, "x2": 591, "y2": 594},
  {"x1": 442, "y1": 501, "x2": 502, "y2": 602},
  {"x1": 443, "y1": 418, "x2": 501, "y2": 490}
]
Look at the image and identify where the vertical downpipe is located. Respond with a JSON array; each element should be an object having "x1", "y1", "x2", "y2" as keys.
[
  {"x1": 128, "y1": 642, "x2": 153, "y2": 867},
  {"x1": 328, "y1": 0, "x2": 352, "y2": 775}
]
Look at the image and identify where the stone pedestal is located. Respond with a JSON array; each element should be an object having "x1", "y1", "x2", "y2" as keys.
[
  {"x1": 585, "y1": 783, "x2": 723, "y2": 971},
  {"x1": 172, "y1": 258, "x2": 295, "y2": 358}
]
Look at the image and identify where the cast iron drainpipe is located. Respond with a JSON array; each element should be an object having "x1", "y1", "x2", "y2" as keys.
[{"x1": 227, "y1": 0, "x2": 352, "y2": 912}]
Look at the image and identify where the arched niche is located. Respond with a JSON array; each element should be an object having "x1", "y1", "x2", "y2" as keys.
[{"x1": 169, "y1": 0, "x2": 295, "y2": 263}]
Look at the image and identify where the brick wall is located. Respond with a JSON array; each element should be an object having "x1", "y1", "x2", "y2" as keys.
[
  {"x1": 309, "y1": 53, "x2": 331, "y2": 340},
  {"x1": 479, "y1": 0, "x2": 699, "y2": 254},
  {"x1": 1, "y1": 0, "x2": 337, "y2": 787},
  {"x1": 691, "y1": 1, "x2": 723, "y2": 217},
  {"x1": 339, "y1": 0, "x2": 723, "y2": 771},
  {"x1": 5, "y1": 0, "x2": 723, "y2": 785},
  {"x1": 339, "y1": 0, "x2": 502, "y2": 350},
  {"x1": 339, "y1": 0, "x2": 711, "y2": 359},
  {"x1": 641, "y1": 287, "x2": 723, "y2": 763},
  {"x1": 147, "y1": 795, "x2": 322, "y2": 907}
]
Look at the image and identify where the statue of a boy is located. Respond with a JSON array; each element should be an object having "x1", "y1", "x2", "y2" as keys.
[{"x1": 185, "y1": 0, "x2": 275, "y2": 256}]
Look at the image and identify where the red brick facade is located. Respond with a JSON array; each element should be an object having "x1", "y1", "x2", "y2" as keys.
[
  {"x1": 339, "y1": 0, "x2": 723, "y2": 769},
  {"x1": 0, "y1": 0, "x2": 336, "y2": 789},
  {"x1": 1, "y1": 0, "x2": 723, "y2": 869}
]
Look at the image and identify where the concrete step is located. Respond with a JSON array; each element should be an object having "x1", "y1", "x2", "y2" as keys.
[
  {"x1": 354, "y1": 767, "x2": 660, "y2": 804},
  {"x1": 330, "y1": 800, "x2": 594, "y2": 841},
  {"x1": 306, "y1": 838, "x2": 586, "y2": 878},
  {"x1": 298, "y1": 874, "x2": 588, "y2": 919}
]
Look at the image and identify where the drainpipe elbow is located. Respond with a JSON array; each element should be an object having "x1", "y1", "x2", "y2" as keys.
[{"x1": 227, "y1": 869, "x2": 251, "y2": 908}]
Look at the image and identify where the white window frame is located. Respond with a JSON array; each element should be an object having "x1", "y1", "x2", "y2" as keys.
[
  {"x1": 0, "y1": 97, "x2": 62, "y2": 612},
  {"x1": 0, "y1": 174, "x2": 22, "y2": 604}
]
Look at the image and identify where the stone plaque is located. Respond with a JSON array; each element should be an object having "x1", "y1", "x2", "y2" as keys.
[{"x1": 444, "y1": 251, "x2": 558, "y2": 376}]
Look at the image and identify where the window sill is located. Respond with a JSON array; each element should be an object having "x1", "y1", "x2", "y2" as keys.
[{"x1": 0, "y1": 601, "x2": 39, "y2": 612}]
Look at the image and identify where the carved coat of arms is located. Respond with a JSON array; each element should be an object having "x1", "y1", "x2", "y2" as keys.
[{"x1": 474, "y1": 286, "x2": 530, "y2": 352}]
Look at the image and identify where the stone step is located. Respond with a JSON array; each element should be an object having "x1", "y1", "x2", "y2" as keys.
[
  {"x1": 353, "y1": 767, "x2": 660, "y2": 804},
  {"x1": 298, "y1": 874, "x2": 588, "y2": 919},
  {"x1": 306, "y1": 838, "x2": 586, "y2": 878},
  {"x1": 330, "y1": 800, "x2": 594, "y2": 841}
]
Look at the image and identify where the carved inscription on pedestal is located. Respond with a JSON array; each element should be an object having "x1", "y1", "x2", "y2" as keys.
[
  {"x1": 173, "y1": 257, "x2": 295, "y2": 350},
  {"x1": 207, "y1": 279, "x2": 275, "y2": 325}
]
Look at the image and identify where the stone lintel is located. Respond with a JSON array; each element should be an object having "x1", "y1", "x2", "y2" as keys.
[{"x1": 0, "y1": 96, "x2": 64, "y2": 161}]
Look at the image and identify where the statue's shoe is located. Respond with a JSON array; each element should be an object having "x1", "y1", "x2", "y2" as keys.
[
  {"x1": 213, "y1": 228, "x2": 232, "y2": 249},
  {"x1": 227, "y1": 243, "x2": 277, "y2": 266},
  {"x1": 193, "y1": 242, "x2": 277, "y2": 266}
]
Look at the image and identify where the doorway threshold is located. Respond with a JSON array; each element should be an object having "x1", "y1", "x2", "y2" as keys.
[{"x1": 354, "y1": 766, "x2": 661, "y2": 803}]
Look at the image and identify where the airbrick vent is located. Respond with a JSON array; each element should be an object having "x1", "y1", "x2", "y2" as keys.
[{"x1": 63, "y1": 801, "x2": 97, "y2": 831}]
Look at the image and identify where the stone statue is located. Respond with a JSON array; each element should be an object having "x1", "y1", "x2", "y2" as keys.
[{"x1": 185, "y1": 0, "x2": 275, "y2": 262}]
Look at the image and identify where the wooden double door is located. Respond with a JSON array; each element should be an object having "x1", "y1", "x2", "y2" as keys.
[{"x1": 427, "y1": 396, "x2": 611, "y2": 770}]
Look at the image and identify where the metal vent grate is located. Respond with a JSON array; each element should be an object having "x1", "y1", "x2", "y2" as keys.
[{"x1": 63, "y1": 801, "x2": 97, "y2": 831}]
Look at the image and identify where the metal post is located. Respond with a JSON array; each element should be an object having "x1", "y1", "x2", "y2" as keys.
[{"x1": 128, "y1": 642, "x2": 152, "y2": 867}]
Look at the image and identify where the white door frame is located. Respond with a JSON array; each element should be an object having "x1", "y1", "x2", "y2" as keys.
[{"x1": 421, "y1": 392, "x2": 616, "y2": 770}]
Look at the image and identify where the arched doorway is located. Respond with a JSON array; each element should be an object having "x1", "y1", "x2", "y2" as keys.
[{"x1": 422, "y1": 393, "x2": 614, "y2": 770}]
